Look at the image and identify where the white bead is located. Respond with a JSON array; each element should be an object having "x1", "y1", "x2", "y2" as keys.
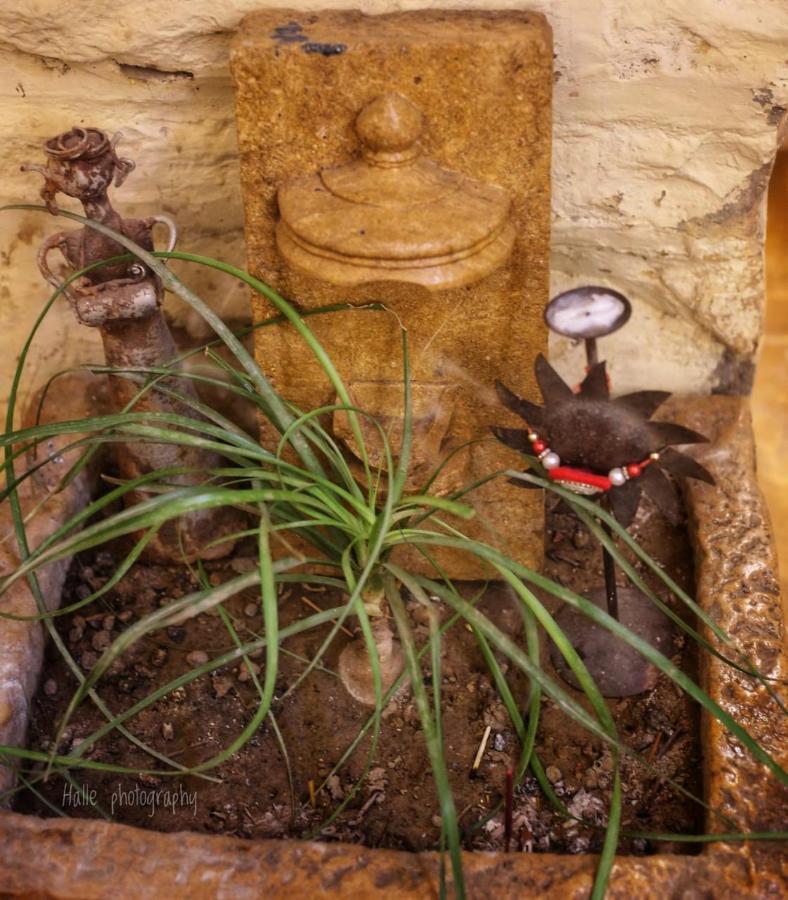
[
  {"x1": 608, "y1": 467, "x2": 626, "y2": 486},
  {"x1": 542, "y1": 452, "x2": 561, "y2": 470}
]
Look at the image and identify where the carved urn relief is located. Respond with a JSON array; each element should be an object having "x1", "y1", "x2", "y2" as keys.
[{"x1": 276, "y1": 93, "x2": 516, "y2": 290}]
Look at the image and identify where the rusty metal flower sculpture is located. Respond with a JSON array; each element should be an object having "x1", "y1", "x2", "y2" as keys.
[
  {"x1": 491, "y1": 285, "x2": 717, "y2": 697},
  {"x1": 493, "y1": 354, "x2": 715, "y2": 527}
]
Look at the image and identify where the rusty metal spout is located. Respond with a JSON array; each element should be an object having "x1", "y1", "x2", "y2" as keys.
[{"x1": 26, "y1": 127, "x2": 243, "y2": 562}]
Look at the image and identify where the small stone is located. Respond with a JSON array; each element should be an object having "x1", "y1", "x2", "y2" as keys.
[
  {"x1": 107, "y1": 658, "x2": 126, "y2": 677},
  {"x1": 237, "y1": 662, "x2": 261, "y2": 682},
  {"x1": 167, "y1": 625, "x2": 186, "y2": 643},
  {"x1": 248, "y1": 648, "x2": 264, "y2": 660},
  {"x1": 80, "y1": 651, "x2": 98, "y2": 670},
  {"x1": 102, "y1": 614, "x2": 116, "y2": 631},
  {"x1": 75, "y1": 584, "x2": 92, "y2": 601},
  {"x1": 187, "y1": 650, "x2": 210, "y2": 667},
  {"x1": 212, "y1": 675, "x2": 233, "y2": 698},
  {"x1": 68, "y1": 626, "x2": 83, "y2": 644},
  {"x1": 545, "y1": 765, "x2": 562, "y2": 784},
  {"x1": 231, "y1": 557, "x2": 257, "y2": 573},
  {"x1": 243, "y1": 602, "x2": 259, "y2": 618},
  {"x1": 138, "y1": 588, "x2": 157, "y2": 605},
  {"x1": 118, "y1": 609, "x2": 134, "y2": 623},
  {"x1": 56, "y1": 727, "x2": 73, "y2": 751},
  {"x1": 584, "y1": 771, "x2": 599, "y2": 789},
  {"x1": 91, "y1": 630, "x2": 111, "y2": 653},
  {"x1": 493, "y1": 733, "x2": 506, "y2": 752},
  {"x1": 367, "y1": 767, "x2": 387, "y2": 793},
  {"x1": 43, "y1": 678, "x2": 57, "y2": 696},
  {"x1": 408, "y1": 604, "x2": 431, "y2": 627},
  {"x1": 150, "y1": 648, "x2": 168, "y2": 668},
  {"x1": 573, "y1": 527, "x2": 590, "y2": 549},
  {"x1": 117, "y1": 677, "x2": 135, "y2": 694},
  {"x1": 326, "y1": 775, "x2": 344, "y2": 800},
  {"x1": 171, "y1": 687, "x2": 187, "y2": 703},
  {"x1": 161, "y1": 722, "x2": 174, "y2": 741}
]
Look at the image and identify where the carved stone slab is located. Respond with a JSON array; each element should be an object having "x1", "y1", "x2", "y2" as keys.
[{"x1": 231, "y1": 9, "x2": 553, "y2": 578}]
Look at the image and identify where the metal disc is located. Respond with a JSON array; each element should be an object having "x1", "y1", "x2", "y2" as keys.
[
  {"x1": 544, "y1": 286, "x2": 632, "y2": 340},
  {"x1": 549, "y1": 586, "x2": 675, "y2": 697}
]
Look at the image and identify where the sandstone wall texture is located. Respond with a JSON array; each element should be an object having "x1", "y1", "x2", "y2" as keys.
[{"x1": 0, "y1": 1, "x2": 786, "y2": 421}]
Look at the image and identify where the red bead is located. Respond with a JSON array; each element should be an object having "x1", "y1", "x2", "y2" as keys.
[
  {"x1": 626, "y1": 463, "x2": 642, "y2": 478},
  {"x1": 532, "y1": 439, "x2": 547, "y2": 453}
]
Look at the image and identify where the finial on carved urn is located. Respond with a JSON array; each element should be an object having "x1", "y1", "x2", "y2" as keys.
[
  {"x1": 355, "y1": 93, "x2": 423, "y2": 161},
  {"x1": 276, "y1": 93, "x2": 515, "y2": 290}
]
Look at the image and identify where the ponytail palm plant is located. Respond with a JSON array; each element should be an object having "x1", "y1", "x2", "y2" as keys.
[{"x1": 0, "y1": 204, "x2": 786, "y2": 899}]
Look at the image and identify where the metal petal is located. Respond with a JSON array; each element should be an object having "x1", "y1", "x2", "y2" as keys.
[
  {"x1": 614, "y1": 390, "x2": 670, "y2": 418},
  {"x1": 491, "y1": 426, "x2": 532, "y2": 452},
  {"x1": 494, "y1": 380, "x2": 544, "y2": 428},
  {"x1": 608, "y1": 480, "x2": 642, "y2": 527},
  {"x1": 641, "y1": 465, "x2": 681, "y2": 524},
  {"x1": 648, "y1": 421, "x2": 709, "y2": 449},
  {"x1": 506, "y1": 475, "x2": 542, "y2": 490},
  {"x1": 659, "y1": 448, "x2": 715, "y2": 485},
  {"x1": 535, "y1": 353, "x2": 574, "y2": 403},
  {"x1": 578, "y1": 361, "x2": 610, "y2": 400}
]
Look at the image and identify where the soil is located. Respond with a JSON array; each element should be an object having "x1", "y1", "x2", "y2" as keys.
[{"x1": 17, "y1": 492, "x2": 701, "y2": 856}]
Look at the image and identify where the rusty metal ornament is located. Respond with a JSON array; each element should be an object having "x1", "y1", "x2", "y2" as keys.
[
  {"x1": 494, "y1": 354, "x2": 714, "y2": 526},
  {"x1": 24, "y1": 127, "x2": 242, "y2": 562},
  {"x1": 495, "y1": 288, "x2": 715, "y2": 697}
]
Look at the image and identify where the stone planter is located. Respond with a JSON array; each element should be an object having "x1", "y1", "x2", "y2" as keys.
[{"x1": 0, "y1": 395, "x2": 784, "y2": 897}]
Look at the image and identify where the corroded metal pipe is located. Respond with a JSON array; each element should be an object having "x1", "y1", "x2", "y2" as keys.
[{"x1": 24, "y1": 127, "x2": 241, "y2": 562}]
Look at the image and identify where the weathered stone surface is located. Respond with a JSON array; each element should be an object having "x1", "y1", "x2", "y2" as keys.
[
  {"x1": 231, "y1": 8, "x2": 552, "y2": 578},
  {"x1": 669, "y1": 395, "x2": 788, "y2": 837},
  {"x1": 0, "y1": 372, "x2": 107, "y2": 797},
  {"x1": 1, "y1": 1, "x2": 787, "y2": 422}
]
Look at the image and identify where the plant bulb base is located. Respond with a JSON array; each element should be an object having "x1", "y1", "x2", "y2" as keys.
[{"x1": 338, "y1": 625, "x2": 406, "y2": 707}]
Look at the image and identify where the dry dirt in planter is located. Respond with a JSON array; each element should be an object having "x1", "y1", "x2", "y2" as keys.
[{"x1": 17, "y1": 493, "x2": 701, "y2": 857}]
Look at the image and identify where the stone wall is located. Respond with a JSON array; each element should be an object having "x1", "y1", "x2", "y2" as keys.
[{"x1": 1, "y1": 0, "x2": 786, "y2": 420}]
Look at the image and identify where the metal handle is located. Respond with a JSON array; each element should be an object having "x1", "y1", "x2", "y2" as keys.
[{"x1": 150, "y1": 214, "x2": 177, "y2": 255}]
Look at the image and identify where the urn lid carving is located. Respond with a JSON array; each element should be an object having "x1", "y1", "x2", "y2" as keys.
[{"x1": 276, "y1": 93, "x2": 515, "y2": 290}]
